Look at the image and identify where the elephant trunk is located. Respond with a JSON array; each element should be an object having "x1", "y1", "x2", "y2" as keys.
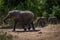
[{"x1": 3, "y1": 14, "x2": 11, "y2": 24}]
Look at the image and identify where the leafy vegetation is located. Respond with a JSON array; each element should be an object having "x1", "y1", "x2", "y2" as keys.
[{"x1": 0, "y1": 31, "x2": 13, "y2": 40}]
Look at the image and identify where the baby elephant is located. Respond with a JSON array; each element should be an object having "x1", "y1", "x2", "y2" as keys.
[
  {"x1": 37, "y1": 17, "x2": 46, "y2": 27},
  {"x1": 48, "y1": 17, "x2": 58, "y2": 24},
  {"x1": 3, "y1": 10, "x2": 35, "y2": 31}
]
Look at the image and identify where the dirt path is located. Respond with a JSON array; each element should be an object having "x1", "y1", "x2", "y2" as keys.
[{"x1": 0, "y1": 24, "x2": 60, "y2": 40}]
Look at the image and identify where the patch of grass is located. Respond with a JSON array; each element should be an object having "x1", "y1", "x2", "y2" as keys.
[{"x1": 0, "y1": 31, "x2": 13, "y2": 40}]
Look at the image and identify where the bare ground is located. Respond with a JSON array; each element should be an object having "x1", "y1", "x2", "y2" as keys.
[{"x1": 0, "y1": 24, "x2": 60, "y2": 40}]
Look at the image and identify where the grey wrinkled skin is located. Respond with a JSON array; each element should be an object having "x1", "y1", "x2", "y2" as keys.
[
  {"x1": 3, "y1": 10, "x2": 35, "y2": 31},
  {"x1": 37, "y1": 17, "x2": 46, "y2": 27},
  {"x1": 48, "y1": 17, "x2": 58, "y2": 24}
]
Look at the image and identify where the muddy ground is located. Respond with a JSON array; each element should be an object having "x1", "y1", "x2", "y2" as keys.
[{"x1": 0, "y1": 24, "x2": 60, "y2": 40}]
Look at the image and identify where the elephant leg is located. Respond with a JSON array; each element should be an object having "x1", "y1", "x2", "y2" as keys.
[
  {"x1": 22, "y1": 25, "x2": 27, "y2": 31},
  {"x1": 41, "y1": 22, "x2": 45, "y2": 27},
  {"x1": 13, "y1": 21, "x2": 17, "y2": 31},
  {"x1": 28, "y1": 24, "x2": 31, "y2": 31},
  {"x1": 54, "y1": 20, "x2": 57, "y2": 24},
  {"x1": 31, "y1": 22, "x2": 35, "y2": 30}
]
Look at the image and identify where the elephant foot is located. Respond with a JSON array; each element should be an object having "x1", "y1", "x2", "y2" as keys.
[
  {"x1": 32, "y1": 27, "x2": 35, "y2": 31},
  {"x1": 24, "y1": 29, "x2": 27, "y2": 31},
  {"x1": 28, "y1": 29, "x2": 31, "y2": 31},
  {"x1": 28, "y1": 27, "x2": 31, "y2": 31},
  {"x1": 33, "y1": 29, "x2": 36, "y2": 31},
  {"x1": 12, "y1": 29, "x2": 16, "y2": 32}
]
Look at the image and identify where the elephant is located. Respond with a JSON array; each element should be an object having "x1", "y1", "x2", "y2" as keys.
[
  {"x1": 3, "y1": 10, "x2": 35, "y2": 31},
  {"x1": 48, "y1": 17, "x2": 58, "y2": 24},
  {"x1": 36, "y1": 17, "x2": 47, "y2": 27}
]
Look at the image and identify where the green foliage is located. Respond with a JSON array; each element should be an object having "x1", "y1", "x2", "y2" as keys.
[
  {"x1": 0, "y1": 0, "x2": 4, "y2": 10},
  {"x1": 53, "y1": 6, "x2": 60, "y2": 19},
  {"x1": 0, "y1": 32, "x2": 13, "y2": 40}
]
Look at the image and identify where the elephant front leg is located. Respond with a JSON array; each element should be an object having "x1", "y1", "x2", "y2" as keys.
[{"x1": 13, "y1": 21, "x2": 17, "y2": 32}]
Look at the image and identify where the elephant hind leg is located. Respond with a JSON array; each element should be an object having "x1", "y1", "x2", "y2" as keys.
[
  {"x1": 31, "y1": 22, "x2": 35, "y2": 31},
  {"x1": 22, "y1": 25, "x2": 27, "y2": 31},
  {"x1": 28, "y1": 24, "x2": 31, "y2": 31}
]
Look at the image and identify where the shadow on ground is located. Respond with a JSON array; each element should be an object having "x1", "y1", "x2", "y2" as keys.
[{"x1": 14, "y1": 30, "x2": 40, "y2": 32}]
